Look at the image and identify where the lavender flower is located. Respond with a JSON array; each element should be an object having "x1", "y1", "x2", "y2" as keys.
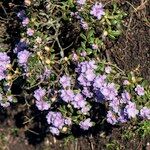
[
  {"x1": 92, "y1": 44, "x2": 98, "y2": 50},
  {"x1": 17, "y1": 50, "x2": 31, "y2": 66},
  {"x1": 17, "y1": 10, "x2": 26, "y2": 20},
  {"x1": 0, "y1": 52, "x2": 10, "y2": 68},
  {"x1": 78, "y1": 74, "x2": 90, "y2": 86},
  {"x1": 101, "y1": 83, "x2": 118, "y2": 101},
  {"x1": 49, "y1": 127, "x2": 60, "y2": 135},
  {"x1": 109, "y1": 97, "x2": 120, "y2": 113},
  {"x1": 1, "y1": 102, "x2": 10, "y2": 107},
  {"x1": 34, "y1": 87, "x2": 46, "y2": 101},
  {"x1": 0, "y1": 52, "x2": 10, "y2": 80},
  {"x1": 72, "y1": 93, "x2": 87, "y2": 108},
  {"x1": 124, "y1": 101, "x2": 139, "y2": 119},
  {"x1": 79, "y1": 118, "x2": 93, "y2": 130},
  {"x1": 27, "y1": 28, "x2": 34, "y2": 36},
  {"x1": 121, "y1": 91, "x2": 131, "y2": 104},
  {"x1": 118, "y1": 111, "x2": 127, "y2": 123},
  {"x1": 60, "y1": 89, "x2": 74, "y2": 103},
  {"x1": 81, "y1": 105, "x2": 91, "y2": 115},
  {"x1": 107, "y1": 110, "x2": 118, "y2": 125},
  {"x1": 82, "y1": 87, "x2": 93, "y2": 98},
  {"x1": 90, "y1": 3, "x2": 105, "y2": 20},
  {"x1": 59, "y1": 75, "x2": 71, "y2": 88},
  {"x1": 135, "y1": 85, "x2": 145, "y2": 96},
  {"x1": 72, "y1": 51, "x2": 79, "y2": 61},
  {"x1": 64, "y1": 118, "x2": 72, "y2": 125},
  {"x1": 22, "y1": 17, "x2": 29, "y2": 26},
  {"x1": 46, "y1": 111, "x2": 65, "y2": 129},
  {"x1": 140, "y1": 107, "x2": 150, "y2": 120},
  {"x1": 93, "y1": 75, "x2": 106, "y2": 89},
  {"x1": 80, "y1": 51, "x2": 87, "y2": 57},
  {"x1": 123, "y1": 80, "x2": 130, "y2": 85},
  {"x1": 84, "y1": 69, "x2": 96, "y2": 82},
  {"x1": 35, "y1": 100, "x2": 50, "y2": 111}
]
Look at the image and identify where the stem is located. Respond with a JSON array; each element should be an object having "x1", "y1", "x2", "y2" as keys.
[{"x1": 56, "y1": 37, "x2": 64, "y2": 58}]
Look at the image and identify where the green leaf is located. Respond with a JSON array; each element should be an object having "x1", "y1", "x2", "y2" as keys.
[{"x1": 80, "y1": 33, "x2": 87, "y2": 41}]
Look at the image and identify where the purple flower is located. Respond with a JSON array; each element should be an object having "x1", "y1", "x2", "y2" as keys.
[
  {"x1": 60, "y1": 89, "x2": 74, "y2": 103},
  {"x1": 93, "y1": 75, "x2": 106, "y2": 89},
  {"x1": 117, "y1": 110, "x2": 127, "y2": 123},
  {"x1": 90, "y1": 3, "x2": 105, "y2": 20},
  {"x1": 49, "y1": 127, "x2": 60, "y2": 135},
  {"x1": 109, "y1": 97, "x2": 120, "y2": 113},
  {"x1": 92, "y1": 44, "x2": 98, "y2": 50},
  {"x1": 0, "y1": 52, "x2": 10, "y2": 80},
  {"x1": 27, "y1": 28, "x2": 34, "y2": 36},
  {"x1": 78, "y1": 74, "x2": 90, "y2": 86},
  {"x1": 101, "y1": 83, "x2": 118, "y2": 100},
  {"x1": 81, "y1": 105, "x2": 91, "y2": 115},
  {"x1": 123, "y1": 80, "x2": 130, "y2": 85},
  {"x1": 17, "y1": 50, "x2": 31, "y2": 66},
  {"x1": 59, "y1": 75, "x2": 71, "y2": 88},
  {"x1": 72, "y1": 51, "x2": 79, "y2": 61},
  {"x1": 64, "y1": 118, "x2": 72, "y2": 125},
  {"x1": 80, "y1": 51, "x2": 87, "y2": 57},
  {"x1": 0, "y1": 52, "x2": 10, "y2": 68},
  {"x1": 84, "y1": 69, "x2": 96, "y2": 82},
  {"x1": 35, "y1": 100, "x2": 50, "y2": 111},
  {"x1": 124, "y1": 101, "x2": 139, "y2": 119},
  {"x1": 121, "y1": 91, "x2": 131, "y2": 104},
  {"x1": 79, "y1": 118, "x2": 93, "y2": 130},
  {"x1": 34, "y1": 87, "x2": 46, "y2": 101},
  {"x1": 1, "y1": 102, "x2": 10, "y2": 107},
  {"x1": 140, "y1": 107, "x2": 150, "y2": 120},
  {"x1": 22, "y1": 17, "x2": 29, "y2": 26},
  {"x1": 72, "y1": 93, "x2": 87, "y2": 108},
  {"x1": 17, "y1": 10, "x2": 26, "y2": 20},
  {"x1": 77, "y1": 0, "x2": 86, "y2": 5},
  {"x1": 135, "y1": 85, "x2": 145, "y2": 96},
  {"x1": 46, "y1": 111, "x2": 65, "y2": 129},
  {"x1": 107, "y1": 110, "x2": 118, "y2": 125},
  {"x1": 82, "y1": 87, "x2": 93, "y2": 98}
]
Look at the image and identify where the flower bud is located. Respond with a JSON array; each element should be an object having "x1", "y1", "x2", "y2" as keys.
[
  {"x1": 103, "y1": 31, "x2": 108, "y2": 36},
  {"x1": 62, "y1": 127, "x2": 67, "y2": 132},
  {"x1": 45, "y1": 59, "x2": 51, "y2": 64},
  {"x1": 44, "y1": 46, "x2": 50, "y2": 52},
  {"x1": 64, "y1": 57, "x2": 68, "y2": 61}
]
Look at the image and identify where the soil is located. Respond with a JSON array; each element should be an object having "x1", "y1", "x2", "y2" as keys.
[{"x1": 0, "y1": 0, "x2": 150, "y2": 150}]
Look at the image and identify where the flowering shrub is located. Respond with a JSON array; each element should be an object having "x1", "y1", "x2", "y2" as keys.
[{"x1": 0, "y1": 0, "x2": 149, "y2": 138}]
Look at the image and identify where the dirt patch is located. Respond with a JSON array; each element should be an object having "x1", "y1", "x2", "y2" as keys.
[{"x1": 109, "y1": 1, "x2": 150, "y2": 81}]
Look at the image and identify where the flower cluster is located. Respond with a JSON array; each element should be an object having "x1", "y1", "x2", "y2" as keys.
[
  {"x1": 75, "y1": 61, "x2": 150, "y2": 125},
  {"x1": 0, "y1": 52, "x2": 10, "y2": 80},
  {"x1": 17, "y1": 10, "x2": 29, "y2": 27},
  {"x1": 46, "y1": 111, "x2": 72, "y2": 135},
  {"x1": 34, "y1": 87, "x2": 50, "y2": 111},
  {"x1": 4, "y1": 3, "x2": 148, "y2": 138},
  {"x1": 33, "y1": 60, "x2": 150, "y2": 135}
]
